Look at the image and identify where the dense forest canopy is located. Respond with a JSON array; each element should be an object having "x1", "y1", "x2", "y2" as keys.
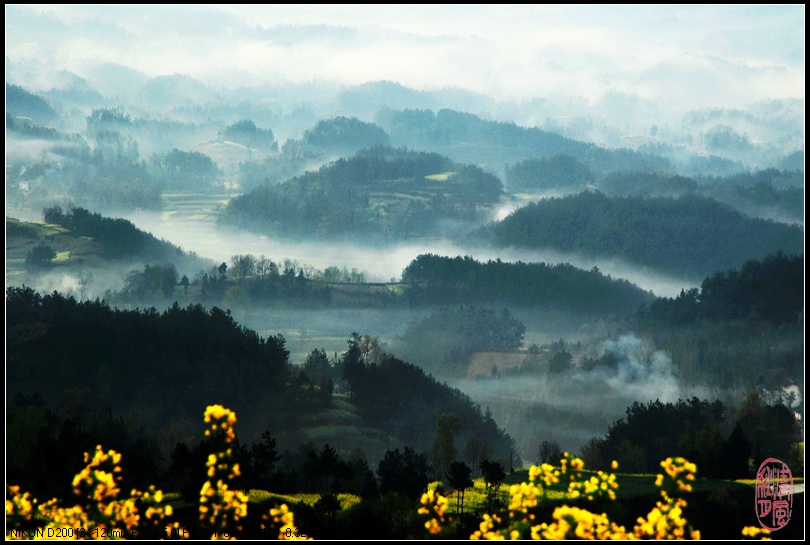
[
  {"x1": 474, "y1": 191, "x2": 803, "y2": 278},
  {"x1": 40, "y1": 205, "x2": 200, "y2": 264},
  {"x1": 583, "y1": 395, "x2": 801, "y2": 478},
  {"x1": 303, "y1": 116, "x2": 390, "y2": 153},
  {"x1": 642, "y1": 252, "x2": 803, "y2": 326},
  {"x1": 402, "y1": 254, "x2": 653, "y2": 313},
  {"x1": 6, "y1": 286, "x2": 519, "y2": 488},
  {"x1": 220, "y1": 146, "x2": 503, "y2": 240}
]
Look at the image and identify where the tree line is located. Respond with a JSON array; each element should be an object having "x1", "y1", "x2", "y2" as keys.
[{"x1": 402, "y1": 254, "x2": 653, "y2": 313}]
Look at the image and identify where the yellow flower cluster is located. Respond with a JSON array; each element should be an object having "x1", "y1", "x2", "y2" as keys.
[
  {"x1": 204, "y1": 404, "x2": 238, "y2": 444},
  {"x1": 559, "y1": 452, "x2": 585, "y2": 482},
  {"x1": 71, "y1": 446, "x2": 122, "y2": 503},
  {"x1": 6, "y1": 486, "x2": 37, "y2": 520},
  {"x1": 507, "y1": 481, "x2": 542, "y2": 515},
  {"x1": 470, "y1": 513, "x2": 503, "y2": 540},
  {"x1": 532, "y1": 505, "x2": 632, "y2": 540},
  {"x1": 741, "y1": 526, "x2": 772, "y2": 540},
  {"x1": 634, "y1": 496, "x2": 699, "y2": 539},
  {"x1": 263, "y1": 503, "x2": 312, "y2": 540},
  {"x1": 629, "y1": 457, "x2": 701, "y2": 539},
  {"x1": 418, "y1": 488, "x2": 451, "y2": 535},
  {"x1": 469, "y1": 454, "x2": 622, "y2": 539},
  {"x1": 199, "y1": 405, "x2": 249, "y2": 539},
  {"x1": 6, "y1": 447, "x2": 172, "y2": 540},
  {"x1": 529, "y1": 463, "x2": 559, "y2": 488},
  {"x1": 6, "y1": 404, "x2": 313, "y2": 540},
  {"x1": 427, "y1": 455, "x2": 735, "y2": 540},
  {"x1": 656, "y1": 457, "x2": 697, "y2": 494}
]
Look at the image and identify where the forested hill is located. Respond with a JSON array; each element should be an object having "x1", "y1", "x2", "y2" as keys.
[
  {"x1": 6, "y1": 83, "x2": 60, "y2": 125},
  {"x1": 220, "y1": 146, "x2": 503, "y2": 240},
  {"x1": 379, "y1": 108, "x2": 671, "y2": 173},
  {"x1": 6, "y1": 286, "x2": 517, "y2": 473},
  {"x1": 472, "y1": 191, "x2": 803, "y2": 279},
  {"x1": 402, "y1": 254, "x2": 653, "y2": 313},
  {"x1": 641, "y1": 252, "x2": 804, "y2": 326},
  {"x1": 39, "y1": 205, "x2": 186, "y2": 260}
]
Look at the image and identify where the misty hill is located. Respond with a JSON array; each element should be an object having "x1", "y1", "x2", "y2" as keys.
[
  {"x1": 379, "y1": 108, "x2": 672, "y2": 174},
  {"x1": 219, "y1": 119, "x2": 278, "y2": 153},
  {"x1": 505, "y1": 154, "x2": 595, "y2": 193},
  {"x1": 6, "y1": 287, "x2": 517, "y2": 469},
  {"x1": 139, "y1": 74, "x2": 219, "y2": 111},
  {"x1": 473, "y1": 191, "x2": 803, "y2": 279},
  {"x1": 220, "y1": 146, "x2": 502, "y2": 240},
  {"x1": 38, "y1": 71, "x2": 109, "y2": 113},
  {"x1": 302, "y1": 116, "x2": 390, "y2": 154},
  {"x1": 337, "y1": 80, "x2": 439, "y2": 119},
  {"x1": 401, "y1": 254, "x2": 653, "y2": 313},
  {"x1": 643, "y1": 252, "x2": 803, "y2": 326},
  {"x1": 596, "y1": 169, "x2": 804, "y2": 224},
  {"x1": 6, "y1": 114, "x2": 71, "y2": 141},
  {"x1": 778, "y1": 150, "x2": 803, "y2": 172},
  {"x1": 6, "y1": 83, "x2": 60, "y2": 126},
  {"x1": 631, "y1": 253, "x2": 804, "y2": 397},
  {"x1": 697, "y1": 169, "x2": 804, "y2": 224},
  {"x1": 234, "y1": 117, "x2": 390, "y2": 191},
  {"x1": 391, "y1": 306, "x2": 526, "y2": 377},
  {"x1": 40, "y1": 205, "x2": 193, "y2": 261},
  {"x1": 6, "y1": 208, "x2": 212, "y2": 286},
  {"x1": 81, "y1": 61, "x2": 150, "y2": 100}
]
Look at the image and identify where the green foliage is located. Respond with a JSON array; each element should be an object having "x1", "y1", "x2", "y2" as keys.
[
  {"x1": 377, "y1": 447, "x2": 430, "y2": 499},
  {"x1": 6, "y1": 287, "x2": 291, "y2": 432},
  {"x1": 340, "y1": 334, "x2": 518, "y2": 462},
  {"x1": 480, "y1": 459, "x2": 506, "y2": 511},
  {"x1": 547, "y1": 340, "x2": 573, "y2": 374},
  {"x1": 220, "y1": 147, "x2": 502, "y2": 240},
  {"x1": 598, "y1": 171, "x2": 698, "y2": 197},
  {"x1": 121, "y1": 263, "x2": 178, "y2": 300},
  {"x1": 6, "y1": 114, "x2": 66, "y2": 140},
  {"x1": 221, "y1": 119, "x2": 278, "y2": 151},
  {"x1": 303, "y1": 116, "x2": 390, "y2": 152},
  {"x1": 302, "y1": 349, "x2": 338, "y2": 386},
  {"x1": 644, "y1": 253, "x2": 803, "y2": 325},
  {"x1": 6, "y1": 83, "x2": 59, "y2": 124},
  {"x1": 87, "y1": 108, "x2": 132, "y2": 132},
  {"x1": 402, "y1": 254, "x2": 653, "y2": 312},
  {"x1": 25, "y1": 245, "x2": 56, "y2": 269},
  {"x1": 394, "y1": 305, "x2": 525, "y2": 375},
  {"x1": 431, "y1": 413, "x2": 462, "y2": 479},
  {"x1": 150, "y1": 148, "x2": 220, "y2": 190},
  {"x1": 596, "y1": 168, "x2": 803, "y2": 221},
  {"x1": 41, "y1": 205, "x2": 187, "y2": 261},
  {"x1": 478, "y1": 191, "x2": 803, "y2": 278},
  {"x1": 507, "y1": 154, "x2": 594, "y2": 192},
  {"x1": 445, "y1": 461, "x2": 474, "y2": 515},
  {"x1": 584, "y1": 396, "x2": 801, "y2": 479}
]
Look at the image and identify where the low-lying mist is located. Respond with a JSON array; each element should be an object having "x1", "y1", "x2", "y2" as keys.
[
  {"x1": 450, "y1": 334, "x2": 713, "y2": 464},
  {"x1": 119, "y1": 208, "x2": 696, "y2": 297}
]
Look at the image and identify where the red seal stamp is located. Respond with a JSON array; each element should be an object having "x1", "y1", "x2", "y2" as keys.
[{"x1": 755, "y1": 458, "x2": 793, "y2": 531}]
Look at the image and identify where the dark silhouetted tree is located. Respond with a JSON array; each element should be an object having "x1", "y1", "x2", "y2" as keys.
[{"x1": 446, "y1": 460, "x2": 473, "y2": 515}]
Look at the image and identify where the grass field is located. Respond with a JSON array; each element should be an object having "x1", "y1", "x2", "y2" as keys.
[{"x1": 424, "y1": 172, "x2": 456, "y2": 181}]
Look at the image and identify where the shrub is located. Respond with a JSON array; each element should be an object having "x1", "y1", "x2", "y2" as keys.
[{"x1": 417, "y1": 454, "x2": 772, "y2": 540}]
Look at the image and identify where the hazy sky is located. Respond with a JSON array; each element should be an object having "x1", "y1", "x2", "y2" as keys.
[{"x1": 5, "y1": 4, "x2": 805, "y2": 110}]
